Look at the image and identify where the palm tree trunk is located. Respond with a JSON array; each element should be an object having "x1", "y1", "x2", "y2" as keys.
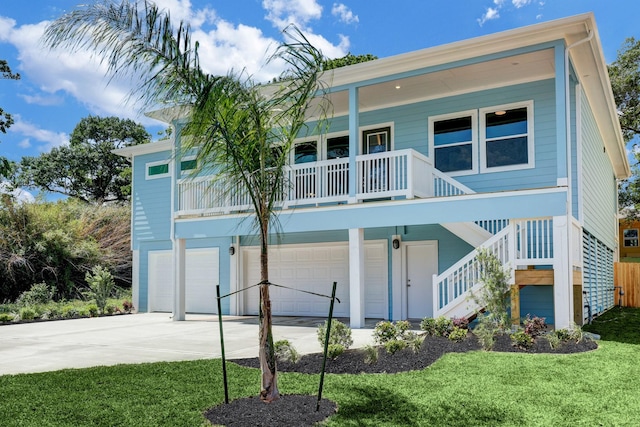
[{"x1": 258, "y1": 213, "x2": 279, "y2": 402}]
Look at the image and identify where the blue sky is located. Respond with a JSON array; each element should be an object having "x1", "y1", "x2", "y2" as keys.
[{"x1": 0, "y1": 0, "x2": 638, "y2": 165}]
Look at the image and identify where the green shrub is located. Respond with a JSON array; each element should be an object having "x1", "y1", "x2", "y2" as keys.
[
  {"x1": 545, "y1": 332, "x2": 561, "y2": 349},
  {"x1": 18, "y1": 306, "x2": 37, "y2": 321},
  {"x1": 61, "y1": 305, "x2": 79, "y2": 319},
  {"x1": 408, "y1": 334, "x2": 425, "y2": 353},
  {"x1": 317, "y1": 319, "x2": 353, "y2": 350},
  {"x1": 384, "y1": 339, "x2": 407, "y2": 355},
  {"x1": 0, "y1": 313, "x2": 14, "y2": 322},
  {"x1": 553, "y1": 324, "x2": 585, "y2": 343},
  {"x1": 16, "y1": 283, "x2": 55, "y2": 307},
  {"x1": 84, "y1": 266, "x2": 116, "y2": 314},
  {"x1": 104, "y1": 304, "x2": 117, "y2": 315},
  {"x1": 363, "y1": 345, "x2": 379, "y2": 364},
  {"x1": 373, "y1": 320, "x2": 415, "y2": 344},
  {"x1": 434, "y1": 317, "x2": 454, "y2": 337},
  {"x1": 511, "y1": 330, "x2": 534, "y2": 349},
  {"x1": 471, "y1": 249, "x2": 511, "y2": 331},
  {"x1": 420, "y1": 317, "x2": 437, "y2": 335},
  {"x1": 274, "y1": 340, "x2": 300, "y2": 363},
  {"x1": 448, "y1": 326, "x2": 468, "y2": 342},
  {"x1": 86, "y1": 304, "x2": 99, "y2": 317},
  {"x1": 327, "y1": 343, "x2": 345, "y2": 359},
  {"x1": 474, "y1": 322, "x2": 497, "y2": 351}
]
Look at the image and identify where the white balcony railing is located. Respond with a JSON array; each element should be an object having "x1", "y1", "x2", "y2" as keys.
[{"x1": 177, "y1": 149, "x2": 433, "y2": 215}]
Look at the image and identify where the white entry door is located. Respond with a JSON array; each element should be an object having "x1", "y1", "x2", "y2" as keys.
[{"x1": 405, "y1": 242, "x2": 438, "y2": 319}]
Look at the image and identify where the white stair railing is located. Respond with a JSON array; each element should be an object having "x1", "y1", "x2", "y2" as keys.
[{"x1": 432, "y1": 226, "x2": 512, "y2": 319}]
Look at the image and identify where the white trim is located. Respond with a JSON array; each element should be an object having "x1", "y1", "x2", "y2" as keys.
[
  {"x1": 479, "y1": 100, "x2": 535, "y2": 173},
  {"x1": 576, "y1": 84, "x2": 584, "y2": 225},
  {"x1": 145, "y1": 160, "x2": 171, "y2": 180},
  {"x1": 391, "y1": 235, "x2": 402, "y2": 321},
  {"x1": 428, "y1": 109, "x2": 478, "y2": 177},
  {"x1": 132, "y1": 249, "x2": 140, "y2": 312},
  {"x1": 114, "y1": 139, "x2": 172, "y2": 158}
]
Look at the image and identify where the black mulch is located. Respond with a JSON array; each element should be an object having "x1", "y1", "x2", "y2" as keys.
[{"x1": 204, "y1": 333, "x2": 597, "y2": 426}]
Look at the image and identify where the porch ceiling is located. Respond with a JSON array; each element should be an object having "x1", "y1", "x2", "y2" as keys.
[{"x1": 323, "y1": 49, "x2": 555, "y2": 116}]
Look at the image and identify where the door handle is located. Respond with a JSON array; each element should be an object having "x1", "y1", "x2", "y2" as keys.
[{"x1": 407, "y1": 279, "x2": 411, "y2": 287}]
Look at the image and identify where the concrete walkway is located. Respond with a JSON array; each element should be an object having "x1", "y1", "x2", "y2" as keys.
[{"x1": 0, "y1": 313, "x2": 378, "y2": 376}]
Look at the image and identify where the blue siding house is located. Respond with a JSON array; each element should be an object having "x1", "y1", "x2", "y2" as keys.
[{"x1": 116, "y1": 13, "x2": 629, "y2": 328}]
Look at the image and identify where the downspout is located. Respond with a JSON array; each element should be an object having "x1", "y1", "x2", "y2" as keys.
[{"x1": 565, "y1": 28, "x2": 593, "y2": 324}]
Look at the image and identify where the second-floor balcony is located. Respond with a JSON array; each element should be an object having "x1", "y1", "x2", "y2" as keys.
[{"x1": 177, "y1": 149, "x2": 472, "y2": 216}]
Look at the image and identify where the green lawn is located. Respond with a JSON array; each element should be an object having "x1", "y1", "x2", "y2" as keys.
[{"x1": 1, "y1": 309, "x2": 639, "y2": 426}]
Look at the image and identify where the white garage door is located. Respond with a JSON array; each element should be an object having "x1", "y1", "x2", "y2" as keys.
[
  {"x1": 148, "y1": 248, "x2": 219, "y2": 313},
  {"x1": 242, "y1": 241, "x2": 387, "y2": 318}
]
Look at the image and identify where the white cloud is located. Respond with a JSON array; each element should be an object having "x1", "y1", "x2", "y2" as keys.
[
  {"x1": 0, "y1": 182, "x2": 35, "y2": 203},
  {"x1": 262, "y1": 0, "x2": 323, "y2": 30},
  {"x1": 331, "y1": 3, "x2": 359, "y2": 24},
  {"x1": 18, "y1": 138, "x2": 31, "y2": 149},
  {"x1": 478, "y1": 7, "x2": 500, "y2": 26},
  {"x1": 0, "y1": 0, "x2": 350, "y2": 127},
  {"x1": 512, "y1": 0, "x2": 532, "y2": 7},
  {"x1": 10, "y1": 116, "x2": 69, "y2": 152},
  {"x1": 18, "y1": 93, "x2": 63, "y2": 106}
]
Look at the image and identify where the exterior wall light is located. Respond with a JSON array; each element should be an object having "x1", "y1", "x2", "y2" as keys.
[
  {"x1": 392, "y1": 238, "x2": 400, "y2": 250},
  {"x1": 229, "y1": 246, "x2": 235, "y2": 256}
]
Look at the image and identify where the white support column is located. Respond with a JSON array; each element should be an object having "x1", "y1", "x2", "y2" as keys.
[
  {"x1": 348, "y1": 86, "x2": 359, "y2": 204},
  {"x1": 391, "y1": 235, "x2": 402, "y2": 320},
  {"x1": 229, "y1": 239, "x2": 239, "y2": 315},
  {"x1": 173, "y1": 238, "x2": 186, "y2": 321},
  {"x1": 553, "y1": 216, "x2": 573, "y2": 328},
  {"x1": 131, "y1": 250, "x2": 140, "y2": 312},
  {"x1": 349, "y1": 228, "x2": 365, "y2": 328}
]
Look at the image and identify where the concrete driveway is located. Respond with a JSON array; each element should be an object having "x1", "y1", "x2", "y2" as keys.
[{"x1": 0, "y1": 313, "x2": 377, "y2": 375}]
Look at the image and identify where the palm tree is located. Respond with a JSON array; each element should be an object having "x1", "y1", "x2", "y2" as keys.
[{"x1": 43, "y1": 0, "x2": 330, "y2": 402}]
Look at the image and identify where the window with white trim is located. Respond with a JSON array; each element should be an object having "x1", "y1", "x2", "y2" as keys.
[
  {"x1": 180, "y1": 156, "x2": 198, "y2": 174},
  {"x1": 480, "y1": 101, "x2": 534, "y2": 172},
  {"x1": 623, "y1": 229, "x2": 639, "y2": 247},
  {"x1": 146, "y1": 161, "x2": 170, "y2": 179},
  {"x1": 429, "y1": 110, "x2": 477, "y2": 175}
]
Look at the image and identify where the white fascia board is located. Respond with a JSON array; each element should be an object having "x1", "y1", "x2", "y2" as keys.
[
  {"x1": 145, "y1": 105, "x2": 192, "y2": 123},
  {"x1": 113, "y1": 140, "x2": 172, "y2": 158}
]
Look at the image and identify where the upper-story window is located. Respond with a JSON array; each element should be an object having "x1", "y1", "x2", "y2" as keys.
[
  {"x1": 180, "y1": 156, "x2": 198, "y2": 174},
  {"x1": 429, "y1": 111, "x2": 477, "y2": 176},
  {"x1": 480, "y1": 101, "x2": 534, "y2": 172},
  {"x1": 624, "y1": 229, "x2": 639, "y2": 247},
  {"x1": 429, "y1": 101, "x2": 534, "y2": 175},
  {"x1": 146, "y1": 160, "x2": 170, "y2": 179},
  {"x1": 292, "y1": 134, "x2": 350, "y2": 164}
]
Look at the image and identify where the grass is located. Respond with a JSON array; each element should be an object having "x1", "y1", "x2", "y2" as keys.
[{"x1": 1, "y1": 308, "x2": 639, "y2": 426}]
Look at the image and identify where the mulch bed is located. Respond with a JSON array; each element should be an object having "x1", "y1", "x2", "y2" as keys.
[{"x1": 204, "y1": 333, "x2": 597, "y2": 426}]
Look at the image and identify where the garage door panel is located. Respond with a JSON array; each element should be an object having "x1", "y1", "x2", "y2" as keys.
[
  {"x1": 243, "y1": 242, "x2": 386, "y2": 318},
  {"x1": 148, "y1": 249, "x2": 219, "y2": 314}
]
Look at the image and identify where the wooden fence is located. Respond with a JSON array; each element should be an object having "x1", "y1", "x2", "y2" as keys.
[{"x1": 614, "y1": 262, "x2": 640, "y2": 308}]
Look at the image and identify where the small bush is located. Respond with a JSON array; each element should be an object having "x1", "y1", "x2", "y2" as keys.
[
  {"x1": 84, "y1": 266, "x2": 115, "y2": 314},
  {"x1": 474, "y1": 322, "x2": 497, "y2": 350},
  {"x1": 373, "y1": 321, "x2": 398, "y2": 344},
  {"x1": 19, "y1": 307, "x2": 37, "y2": 321},
  {"x1": 61, "y1": 305, "x2": 79, "y2": 319},
  {"x1": 545, "y1": 332, "x2": 561, "y2": 349},
  {"x1": 122, "y1": 300, "x2": 134, "y2": 313},
  {"x1": 553, "y1": 324, "x2": 585, "y2": 343},
  {"x1": 420, "y1": 317, "x2": 437, "y2": 335},
  {"x1": 511, "y1": 330, "x2": 534, "y2": 349},
  {"x1": 86, "y1": 304, "x2": 99, "y2": 317},
  {"x1": 16, "y1": 283, "x2": 55, "y2": 307},
  {"x1": 0, "y1": 313, "x2": 14, "y2": 322},
  {"x1": 435, "y1": 317, "x2": 454, "y2": 337},
  {"x1": 274, "y1": 340, "x2": 300, "y2": 363},
  {"x1": 317, "y1": 319, "x2": 353, "y2": 350},
  {"x1": 327, "y1": 343, "x2": 345, "y2": 359},
  {"x1": 523, "y1": 315, "x2": 546, "y2": 337},
  {"x1": 384, "y1": 339, "x2": 407, "y2": 355},
  {"x1": 448, "y1": 326, "x2": 468, "y2": 342},
  {"x1": 363, "y1": 345, "x2": 379, "y2": 364},
  {"x1": 408, "y1": 334, "x2": 425, "y2": 353},
  {"x1": 452, "y1": 317, "x2": 469, "y2": 330}
]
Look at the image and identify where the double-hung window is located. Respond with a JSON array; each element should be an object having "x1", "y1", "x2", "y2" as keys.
[
  {"x1": 480, "y1": 101, "x2": 534, "y2": 172},
  {"x1": 624, "y1": 229, "x2": 639, "y2": 247},
  {"x1": 429, "y1": 111, "x2": 477, "y2": 176}
]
